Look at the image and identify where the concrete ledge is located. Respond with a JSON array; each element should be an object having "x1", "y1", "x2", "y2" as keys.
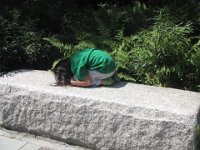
[{"x1": 0, "y1": 70, "x2": 200, "y2": 149}]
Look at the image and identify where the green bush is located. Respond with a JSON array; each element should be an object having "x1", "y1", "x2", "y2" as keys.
[
  {"x1": 189, "y1": 38, "x2": 200, "y2": 90},
  {"x1": 108, "y1": 8, "x2": 197, "y2": 89},
  {"x1": 0, "y1": 8, "x2": 60, "y2": 72}
]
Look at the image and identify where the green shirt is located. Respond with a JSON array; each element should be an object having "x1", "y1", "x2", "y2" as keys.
[{"x1": 70, "y1": 48, "x2": 116, "y2": 80}]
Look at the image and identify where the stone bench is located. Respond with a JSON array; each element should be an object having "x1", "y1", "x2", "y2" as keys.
[{"x1": 0, "y1": 70, "x2": 200, "y2": 150}]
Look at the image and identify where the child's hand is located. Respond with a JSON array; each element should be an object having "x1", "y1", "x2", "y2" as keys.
[{"x1": 70, "y1": 76, "x2": 92, "y2": 87}]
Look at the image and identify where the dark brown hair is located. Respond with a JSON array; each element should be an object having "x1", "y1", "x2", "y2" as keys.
[{"x1": 52, "y1": 59, "x2": 73, "y2": 86}]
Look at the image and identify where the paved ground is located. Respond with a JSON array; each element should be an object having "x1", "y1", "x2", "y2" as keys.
[{"x1": 0, "y1": 127, "x2": 90, "y2": 150}]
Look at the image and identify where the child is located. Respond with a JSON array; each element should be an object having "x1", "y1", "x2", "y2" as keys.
[{"x1": 51, "y1": 48, "x2": 118, "y2": 87}]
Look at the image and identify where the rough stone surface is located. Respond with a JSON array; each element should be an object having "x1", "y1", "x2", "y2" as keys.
[
  {"x1": 0, "y1": 127, "x2": 90, "y2": 150},
  {"x1": 0, "y1": 70, "x2": 200, "y2": 150}
]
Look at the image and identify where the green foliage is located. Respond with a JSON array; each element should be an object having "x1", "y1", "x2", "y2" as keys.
[
  {"x1": 189, "y1": 38, "x2": 200, "y2": 90},
  {"x1": 43, "y1": 37, "x2": 96, "y2": 58},
  {"x1": 61, "y1": 3, "x2": 152, "y2": 51},
  {"x1": 43, "y1": 37, "x2": 74, "y2": 58},
  {"x1": 113, "y1": 8, "x2": 194, "y2": 88},
  {"x1": 191, "y1": 38, "x2": 200, "y2": 67},
  {"x1": 0, "y1": 8, "x2": 59, "y2": 72}
]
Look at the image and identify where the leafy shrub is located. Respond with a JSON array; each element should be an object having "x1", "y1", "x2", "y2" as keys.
[
  {"x1": 61, "y1": 3, "x2": 152, "y2": 51},
  {"x1": 0, "y1": 8, "x2": 59, "y2": 72},
  {"x1": 113, "y1": 9, "x2": 193, "y2": 88},
  {"x1": 189, "y1": 38, "x2": 200, "y2": 90},
  {"x1": 43, "y1": 37, "x2": 96, "y2": 58}
]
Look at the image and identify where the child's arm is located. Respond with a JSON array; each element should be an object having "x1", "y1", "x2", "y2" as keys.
[{"x1": 70, "y1": 76, "x2": 92, "y2": 87}]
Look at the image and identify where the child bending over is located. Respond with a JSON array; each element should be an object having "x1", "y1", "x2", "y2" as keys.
[{"x1": 51, "y1": 48, "x2": 119, "y2": 87}]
